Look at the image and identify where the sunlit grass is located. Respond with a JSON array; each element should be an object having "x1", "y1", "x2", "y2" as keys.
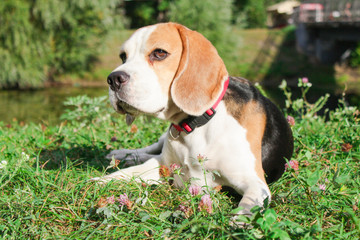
[{"x1": 0, "y1": 83, "x2": 359, "y2": 239}]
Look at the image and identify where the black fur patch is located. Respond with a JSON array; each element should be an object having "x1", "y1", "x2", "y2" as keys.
[{"x1": 224, "y1": 76, "x2": 294, "y2": 183}]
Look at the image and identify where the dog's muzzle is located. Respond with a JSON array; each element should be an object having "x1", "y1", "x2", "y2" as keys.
[{"x1": 107, "y1": 71, "x2": 130, "y2": 91}]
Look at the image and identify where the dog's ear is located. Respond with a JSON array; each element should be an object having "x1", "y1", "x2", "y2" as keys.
[{"x1": 171, "y1": 24, "x2": 228, "y2": 116}]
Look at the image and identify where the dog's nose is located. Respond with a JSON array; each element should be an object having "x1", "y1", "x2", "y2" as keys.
[{"x1": 107, "y1": 71, "x2": 130, "y2": 91}]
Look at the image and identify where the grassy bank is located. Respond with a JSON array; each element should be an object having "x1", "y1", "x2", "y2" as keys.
[{"x1": 0, "y1": 81, "x2": 359, "y2": 239}]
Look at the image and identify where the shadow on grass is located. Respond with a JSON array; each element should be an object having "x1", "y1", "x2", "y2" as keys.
[{"x1": 39, "y1": 144, "x2": 110, "y2": 171}]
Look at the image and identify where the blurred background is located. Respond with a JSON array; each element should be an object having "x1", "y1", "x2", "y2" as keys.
[{"x1": 0, "y1": 0, "x2": 359, "y2": 124}]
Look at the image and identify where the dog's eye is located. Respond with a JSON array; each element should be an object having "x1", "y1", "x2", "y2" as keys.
[
  {"x1": 151, "y1": 49, "x2": 168, "y2": 61},
  {"x1": 120, "y1": 52, "x2": 127, "y2": 63}
]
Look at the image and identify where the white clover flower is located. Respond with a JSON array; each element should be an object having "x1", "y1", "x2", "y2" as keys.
[
  {"x1": 0, "y1": 160, "x2": 8, "y2": 169},
  {"x1": 21, "y1": 152, "x2": 30, "y2": 161}
]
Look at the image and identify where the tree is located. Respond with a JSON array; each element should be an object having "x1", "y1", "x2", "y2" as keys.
[
  {"x1": 233, "y1": 0, "x2": 283, "y2": 28},
  {"x1": 0, "y1": 0, "x2": 125, "y2": 89},
  {"x1": 244, "y1": 0, "x2": 267, "y2": 28},
  {"x1": 168, "y1": 0, "x2": 234, "y2": 58}
]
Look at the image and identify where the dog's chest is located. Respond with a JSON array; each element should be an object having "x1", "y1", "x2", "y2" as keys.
[
  {"x1": 162, "y1": 103, "x2": 257, "y2": 188},
  {"x1": 163, "y1": 136, "x2": 222, "y2": 188}
]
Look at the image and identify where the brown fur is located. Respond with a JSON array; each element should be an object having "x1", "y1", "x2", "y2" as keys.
[
  {"x1": 170, "y1": 23, "x2": 228, "y2": 116},
  {"x1": 241, "y1": 102, "x2": 267, "y2": 183},
  {"x1": 146, "y1": 24, "x2": 183, "y2": 95},
  {"x1": 224, "y1": 98, "x2": 267, "y2": 183}
]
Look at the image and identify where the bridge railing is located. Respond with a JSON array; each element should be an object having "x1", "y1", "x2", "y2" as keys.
[{"x1": 293, "y1": 0, "x2": 360, "y2": 24}]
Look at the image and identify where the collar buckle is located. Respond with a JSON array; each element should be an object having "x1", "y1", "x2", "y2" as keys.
[{"x1": 177, "y1": 107, "x2": 216, "y2": 134}]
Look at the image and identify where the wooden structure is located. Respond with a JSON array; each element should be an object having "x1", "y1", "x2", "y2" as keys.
[
  {"x1": 293, "y1": 0, "x2": 360, "y2": 63},
  {"x1": 267, "y1": 1, "x2": 300, "y2": 27}
]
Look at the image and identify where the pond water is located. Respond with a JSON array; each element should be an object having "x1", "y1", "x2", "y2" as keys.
[
  {"x1": 0, "y1": 86, "x2": 108, "y2": 125},
  {"x1": 0, "y1": 84, "x2": 358, "y2": 125}
]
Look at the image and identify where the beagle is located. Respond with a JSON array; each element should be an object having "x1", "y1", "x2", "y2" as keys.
[{"x1": 93, "y1": 22, "x2": 294, "y2": 217}]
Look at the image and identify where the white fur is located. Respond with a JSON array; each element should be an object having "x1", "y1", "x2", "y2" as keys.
[{"x1": 109, "y1": 25, "x2": 169, "y2": 116}]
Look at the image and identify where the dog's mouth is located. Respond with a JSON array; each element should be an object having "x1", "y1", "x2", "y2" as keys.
[
  {"x1": 117, "y1": 100, "x2": 164, "y2": 114},
  {"x1": 113, "y1": 100, "x2": 139, "y2": 125},
  {"x1": 111, "y1": 89, "x2": 166, "y2": 124},
  {"x1": 115, "y1": 100, "x2": 138, "y2": 115}
]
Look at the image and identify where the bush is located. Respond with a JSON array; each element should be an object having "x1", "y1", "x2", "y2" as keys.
[
  {"x1": 350, "y1": 43, "x2": 360, "y2": 68},
  {"x1": 0, "y1": 0, "x2": 125, "y2": 89},
  {"x1": 168, "y1": 0, "x2": 235, "y2": 59},
  {"x1": 243, "y1": 0, "x2": 267, "y2": 28},
  {"x1": 233, "y1": 0, "x2": 284, "y2": 28}
]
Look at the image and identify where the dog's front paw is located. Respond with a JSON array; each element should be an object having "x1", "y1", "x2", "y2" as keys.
[
  {"x1": 90, "y1": 171, "x2": 128, "y2": 184},
  {"x1": 106, "y1": 149, "x2": 136, "y2": 160},
  {"x1": 229, "y1": 207, "x2": 253, "y2": 228},
  {"x1": 230, "y1": 215, "x2": 252, "y2": 228},
  {"x1": 107, "y1": 150, "x2": 156, "y2": 168},
  {"x1": 89, "y1": 176, "x2": 110, "y2": 185}
]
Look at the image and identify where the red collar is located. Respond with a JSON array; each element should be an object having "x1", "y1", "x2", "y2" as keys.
[{"x1": 172, "y1": 77, "x2": 229, "y2": 134}]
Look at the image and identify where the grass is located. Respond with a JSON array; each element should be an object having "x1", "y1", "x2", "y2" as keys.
[{"x1": 0, "y1": 80, "x2": 359, "y2": 239}]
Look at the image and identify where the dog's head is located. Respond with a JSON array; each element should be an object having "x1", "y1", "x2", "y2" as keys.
[{"x1": 107, "y1": 23, "x2": 228, "y2": 122}]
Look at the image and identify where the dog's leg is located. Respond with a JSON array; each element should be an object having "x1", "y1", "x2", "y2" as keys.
[
  {"x1": 230, "y1": 177, "x2": 271, "y2": 217},
  {"x1": 91, "y1": 157, "x2": 162, "y2": 184},
  {"x1": 106, "y1": 134, "x2": 165, "y2": 166}
]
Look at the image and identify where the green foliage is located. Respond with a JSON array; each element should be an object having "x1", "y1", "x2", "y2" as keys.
[
  {"x1": 0, "y1": 1, "x2": 48, "y2": 88},
  {"x1": 168, "y1": 0, "x2": 233, "y2": 35},
  {"x1": 61, "y1": 95, "x2": 111, "y2": 126},
  {"x1": 279, "y1": 78, "x2": 330, "y2": 119},
  {"x1": 0, "y1": 0, "x2": 125, "y2": 89},
  {"x1": 124, "y1": 0, "x2": 281, "y2": 29},
  {"x1": 0, "y1": 82, "x2": 359, "y2": 238},
  {"x1": 122, "y1": 0, "x2": 172, "y2": 28},
  {"x1": 233, "y1": 0, "x2": 283, "y2": 28},
  {"x1": 350, "y1": 43, "x2": 360, "y2": 67},
  {"x1": 244, "y1": 0, "x2": 267, "y2": 28},
  {"x1": 124, "y1": 0, "x2": 158, "y2": 28},
  {"x1": 168, "y1": 0, "x2": 236, "y2": 59}
]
